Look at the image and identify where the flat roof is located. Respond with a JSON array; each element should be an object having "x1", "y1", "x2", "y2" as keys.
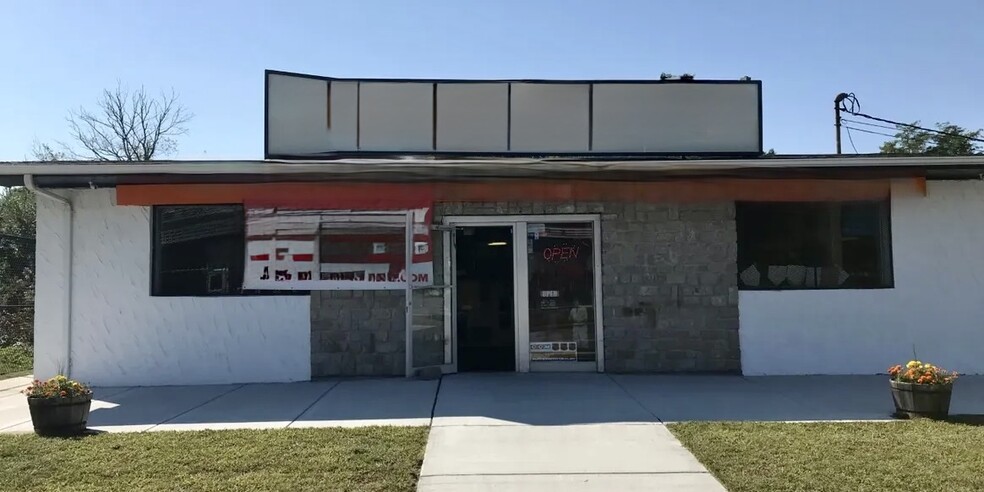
[
  {"x1": 264, "y1": 69, "x2": 762, "y2": 85},
  {"x1": 2, "y1": 154, "x2": 984, "y2": 188}
]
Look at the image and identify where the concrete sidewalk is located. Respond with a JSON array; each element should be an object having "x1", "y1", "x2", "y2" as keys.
[
  {"x1": 418, "y1": 373, "x2": 984, "y2": 491},
  {"x1": 418, "y1": 373, "x2": 726, "y2": 491},
  {"x1": 0, "y1": 378, "x2": 438, "y2": 433},
  {"x1": 4, "y1": 373, "x2": 984, "y2": 491},
  {"x1": 0, "y1": 375, "x2": 33, "y2": 393},
  {"x1": 7, "y1": 374, "x2": 983, "y2": 433}
]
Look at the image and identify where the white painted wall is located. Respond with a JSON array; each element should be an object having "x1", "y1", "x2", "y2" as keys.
[
  {"x1": 33, "y1": 192, "x2": 70, "y2": 378},
  {"x1": 740, "y1": 180, "x2": 984, "y2": 375},
  {"x1": 34, "y1": 189, "x2": 311, "y2": 386}
]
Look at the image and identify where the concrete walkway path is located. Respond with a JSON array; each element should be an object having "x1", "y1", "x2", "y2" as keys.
[
  {"x1": 0, "y1": 378, "x2": 438, "y2": 433},
  {"x1": 417, "y1": 373, "x2": 726, "y2": 491},
  {"x1": 0, "y1": 375, "x2": 33, "y2": 393},
  {"x1": 418, "y1": 373, "x2": 984, "y2": 491}
]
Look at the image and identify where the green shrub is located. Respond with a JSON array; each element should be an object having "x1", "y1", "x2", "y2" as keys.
[{"x1": 0, "y1": 344, "x2": 33, "y2": 377}]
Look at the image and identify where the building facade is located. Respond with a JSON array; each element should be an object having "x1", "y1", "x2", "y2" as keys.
[{"x1": 4, "y1": 71, "x2": 983, "y2": 386}]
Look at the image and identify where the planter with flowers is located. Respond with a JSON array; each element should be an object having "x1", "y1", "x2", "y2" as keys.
[
  {"x1": 22, "y1": 375, "x2": 93, "y2": 436},
  {"x1": 887, "y1": 360, "x2": 957, "y2": 419}
]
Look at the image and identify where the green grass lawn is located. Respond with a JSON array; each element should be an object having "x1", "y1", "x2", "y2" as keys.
[
  {"x1": 670, "y1": 420, "x2": 984, "y2": 492},
  {"x1": 0, "y1": 426, "x2": 428, "y2": 492},
  {"x1": 0, "y1": 344, "x2": 33, "y2": 379}
]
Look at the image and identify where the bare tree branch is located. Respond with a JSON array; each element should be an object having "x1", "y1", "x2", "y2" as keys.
[
  {"x1": 30, "y1": 140, "x2": 69, "y2": 162},
  {"x1": 57, "y1": 82, "x2": 193, "y2": 162}
]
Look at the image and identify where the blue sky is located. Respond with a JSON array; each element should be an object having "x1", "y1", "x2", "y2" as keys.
[{"x1": 1, "y1": 1, "x2": 981, "y2": 160}]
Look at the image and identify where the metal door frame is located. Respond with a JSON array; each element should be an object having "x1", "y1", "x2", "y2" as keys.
[{"x1": 443, "y1": 215, "x2": 604, "y2": 373}]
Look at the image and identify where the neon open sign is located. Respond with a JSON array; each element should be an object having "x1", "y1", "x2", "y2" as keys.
[{"x1": 541, "y1": 244, "x2": 580, "y2": 263}]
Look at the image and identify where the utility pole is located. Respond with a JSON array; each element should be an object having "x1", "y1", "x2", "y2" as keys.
[{"x1": 834, "y1": 93, "x2": 849, "y2": 155}]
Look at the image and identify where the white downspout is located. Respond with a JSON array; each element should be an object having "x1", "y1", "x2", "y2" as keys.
[{"x1": 23, "y1": 175, "x2": 73, "y2": 378}]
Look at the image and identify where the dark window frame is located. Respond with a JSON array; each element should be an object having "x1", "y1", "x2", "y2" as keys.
[
  {"x1": 736, "y1": 199, "x2": 895, "y2": 291},
  {"x1": 150, "y1": 204, "x2": 308, "y2": 297}
]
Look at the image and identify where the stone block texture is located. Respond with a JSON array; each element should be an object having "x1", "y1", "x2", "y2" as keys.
[
  {"x1": 310, "y1": 223, "x2": 449, "y2": 378},
  {"x1": 599, "y1": 202, "x2": 739, "y2": 372},
  {"x1": 310, "y1": 200, "x2": 740, "y2": 376},
  {"x1": 311, "y1": 290, "x2": 405, "y2": 377}
]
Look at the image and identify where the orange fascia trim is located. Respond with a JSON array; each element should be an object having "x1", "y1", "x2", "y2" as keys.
[
  {"x1": 914, "y1": 177, "x2": 927, "y2": 196},
  {"x1": 116, "y1": 179, "x2": 892, "y2": 207},
  {"x1": 118, "y1": 183, "x2": 433, "y2": 209}
]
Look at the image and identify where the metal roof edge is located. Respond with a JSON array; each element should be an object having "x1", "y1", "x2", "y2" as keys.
[
  {"x1": 264, "y1": 69, "x2": 762, "y2": 85},
  {"x1": 3, "y1": 155, "x2": 984, "y2": 177}
]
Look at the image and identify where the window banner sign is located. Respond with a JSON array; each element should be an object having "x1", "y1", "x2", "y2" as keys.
[
  {"x1": 243, "y1": 206, "x2": 434, "y2": 290},
  {"x1": 530, "y1": 342, "x2": 578, "y2": 361}
]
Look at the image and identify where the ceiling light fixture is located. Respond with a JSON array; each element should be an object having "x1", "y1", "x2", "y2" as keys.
[{"x1": 487, "y1": 241, "x2": 508, "y2": 247}]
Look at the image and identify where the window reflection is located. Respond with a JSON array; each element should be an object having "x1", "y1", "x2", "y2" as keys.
[{"x1": 527, "y1": 222, "x2": 596, "y2": 362}]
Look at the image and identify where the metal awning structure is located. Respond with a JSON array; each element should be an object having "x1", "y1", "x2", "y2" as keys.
[{"x1": 4, "y1": 154, "x2": 984, "y2": 187}]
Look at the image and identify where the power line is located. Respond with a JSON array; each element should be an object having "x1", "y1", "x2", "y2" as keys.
[
  {"x1": 842, "y1": 118, "x2": 899, "y2": 132},
  {"x1": 842, "y1": 110, "x2": 984, "y2": 143},
  {"x1": 845, "y1": 127, "x2": 859, "y2": 153},
  {"x1": 843, "y1": 126, "x2": 897, "y2": 139}
]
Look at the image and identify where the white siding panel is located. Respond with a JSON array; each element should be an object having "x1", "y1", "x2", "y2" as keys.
[
  {"x1": 267, "y1": 74, "x2": 327, "y2": 155},
  {"x1": 359, "y1": 82, "x2": 433, "y2": 151},
  {"x1": 509, "y1": 83, "x2": 590, "y2": 152},
  {"x1": 34, "y1": 189, "x2": 311, "y2": 386},
  {"x1": 435, "y1": 83, "x2": 508, "y2": 151},
  {"x1": 327, "y1": 81, "x2": 359, "y2": 151},
  {"x1": 740, "y1": 180, "x2": 984, "y2": 375},
  {"x1": 592, "y1": 83, "x2": 760, "y2": 153},
  {"x1": 266, "y1": 72, "x2": 763, "y2": 155},
  {"x1": 266, "y1": 75, "x2": 358, "y2": 155}
]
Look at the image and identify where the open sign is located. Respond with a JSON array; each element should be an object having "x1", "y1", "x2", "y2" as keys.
[{"x1": 542, "y1": 245, "x2": 580, "y2": 262}]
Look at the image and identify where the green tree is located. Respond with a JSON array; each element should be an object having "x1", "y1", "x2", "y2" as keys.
[
  {"x1": 0, "y1": 187, "x2": 36, "y2": 345},
  {"x1": 880, "y1": 122, "x2": 983, "y2": 155}
]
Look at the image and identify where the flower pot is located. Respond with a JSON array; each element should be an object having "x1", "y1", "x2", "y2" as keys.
[
  {"x1": 890, "y1": 380, "x2": 953, "y2": 419},
  {"x1": 27, "y1": 395, "x2": 92, "y2": 436}
]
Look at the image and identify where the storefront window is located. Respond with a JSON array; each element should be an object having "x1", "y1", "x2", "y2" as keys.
[
  {"x1": 242, "y1": 208, "x2": 432, "y2": 291},
  {"x1": 526, "y1": 222, "x2": 596, "y2": 362},
  {"x1": 151, "y1": 205, "x2": 305, "y2": 296},
  {"x1": 736, "y1": 200, "x2": 893, "y2": 290}
]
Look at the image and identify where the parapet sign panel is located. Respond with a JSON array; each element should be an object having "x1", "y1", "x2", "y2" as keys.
[{"x1": 265, "y1": 71, "x2": 762, "y2": 156}]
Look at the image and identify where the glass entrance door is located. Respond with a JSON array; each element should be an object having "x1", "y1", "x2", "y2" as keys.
[
  {"x1": 455, "y1": 226, "x2": 516, "y2": 371},
  {"x1": 525, "y1": 222, "x2": 598, "y2": 371},
  {"x1": 444, "y1": 215, "x2": 602, "y2": 373}
]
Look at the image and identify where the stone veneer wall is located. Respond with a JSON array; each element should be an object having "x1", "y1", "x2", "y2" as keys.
[
  {"x1": 599, "y1": 202, "x2": 740, "y2": 372},
  {"x1": 310, "y1": 201, "x2": 739, "y2": 377},
  {"x1": 311, "y1": 290, "x2": 406, "y2": 376}
]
